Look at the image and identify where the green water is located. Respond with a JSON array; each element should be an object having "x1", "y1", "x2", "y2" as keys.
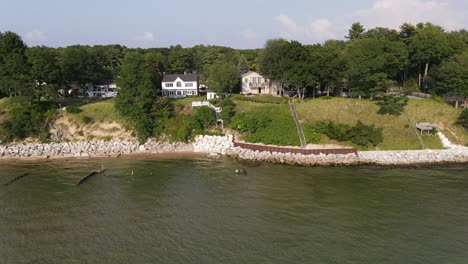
[{"x1": 0, "y1": 156, "x2": 467, "y2": 264}]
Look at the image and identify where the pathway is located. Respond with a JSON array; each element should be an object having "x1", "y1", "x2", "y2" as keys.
[{"x1": 289, "y1": 100, "x2": 306, "y2": 148}]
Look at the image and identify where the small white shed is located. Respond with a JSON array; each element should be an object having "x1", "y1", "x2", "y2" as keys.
[{"x1": 207, "y1": 90, "x2": 217, "y2": 100}]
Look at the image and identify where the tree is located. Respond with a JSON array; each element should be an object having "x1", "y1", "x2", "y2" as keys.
[
  {"x1": 407, "y1": 23, "x2": 459, "y2": 89},
  {"x1": 308, "y1": 40, "x2": 347, "y2": 97},
  {"x1": 281, "y1": 40, "x2": 314, "y2": 99},
  {"x1": 0, "y1": 31, "x2": 30, "y2": 97},
  {"x1": 346, "y1": 22, "x2": 366, "y2": 40},
  {"x1": 346, "y1": 38, "x2": 408, "y2": 96},
  {"x1": 116, "y1": 52, "x2": 163, "y2": 142},
  {"x1": 257, "y1": 38, "x2": 290, "y2": 83},
  {"x1": 456, "y1": 109, "x2": 468, "y2": 128},
  {"x1": 60, "y1": 45, "x2": 110, "y2": 87},
  {"x1": 429, "y1": 52, "x2": 468, "y2": 107},
  {"x1": 237, "y1": 55, "x2": 250, "y2": 74},
  {"x1": 362, "y1": 27, "x2": 400, "y2": 41},
  {"x1": 167, "y1": 45, "x2": 193, "y2": 73},
  {"x1": 205, "y1": 62, "x2": 240, "y2": 95},
  {"x1": 26, "y1": 46, "x2": 62, "y2": 99},
  {"x1": 258, "y1": 39, "x2": 314, "y2": 99}
]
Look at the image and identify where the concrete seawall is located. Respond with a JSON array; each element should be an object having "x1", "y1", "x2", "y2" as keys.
[{"x1": 1, "y1": 135, "x2": 467, "y2": 166}]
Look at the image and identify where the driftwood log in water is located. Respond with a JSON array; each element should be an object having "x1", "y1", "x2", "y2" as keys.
[
  {"x1": 77, "y1": 169, "x2": 106, "y2": 186},
  {"x1": 3, "y1": 173, "x2": 30, "y2": 187}
]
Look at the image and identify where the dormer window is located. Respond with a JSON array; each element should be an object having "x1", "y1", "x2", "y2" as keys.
[{"x1": 176, "y1": 82, "x2": 182, "y2": 87}]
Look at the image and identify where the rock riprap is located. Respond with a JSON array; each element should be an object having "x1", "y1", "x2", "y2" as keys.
[{"x1": 1, "y1": 134, "x2": 467, "y2": 165}]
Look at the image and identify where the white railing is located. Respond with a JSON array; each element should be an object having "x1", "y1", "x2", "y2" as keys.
[{"x1": 192, "y1": 101, "x2": 222, "y2": 112}]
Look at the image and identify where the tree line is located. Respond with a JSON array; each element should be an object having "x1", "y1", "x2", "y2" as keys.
[
  {"x1": 2, "y1": 22, "x2": 466, "y2": 101},
  {"x1": 0, "y1": 31, "x2": 258, "y2": 99},
  {"x1": 257, "y1": 22, "x2": 468, "y2": 101}
]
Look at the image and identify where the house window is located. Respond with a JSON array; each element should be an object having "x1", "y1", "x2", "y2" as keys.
[
  {"x1": 185, "y1": 83, "x2": 193, "y2": 87},
  {"x1": 244, "y1": 78, "x2": 248, "y2": 83},
  {"x1": 166, "y1": 83, "x2": 173, "y2": 88},
  {"x1": 177, "y1": 82, "x2": 182, "y2": 87}
]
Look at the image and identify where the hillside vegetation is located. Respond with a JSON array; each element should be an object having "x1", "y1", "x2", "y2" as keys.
[{"x1": 295, "y1": 97, "x2": 467, "y2": 150}]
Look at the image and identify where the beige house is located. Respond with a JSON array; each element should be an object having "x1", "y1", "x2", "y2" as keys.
[{"x1": 241, "y1": 71, "x2": 283, "y2": 96}]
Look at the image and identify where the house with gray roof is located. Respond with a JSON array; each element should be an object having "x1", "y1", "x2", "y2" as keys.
[{"x1": 162, "y1": 73, "x2": 199, "y2": 98}]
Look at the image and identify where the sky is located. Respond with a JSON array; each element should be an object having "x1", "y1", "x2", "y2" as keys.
[{"x1": 1, "y1": 0, "x2": 467, "y2": 49}]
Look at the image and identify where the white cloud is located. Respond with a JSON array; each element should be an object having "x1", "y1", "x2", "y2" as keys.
[
  {"x1": 275, "y1": 14, "x2": 301, "y2": 38},
  {"x1": 240, "y1": 29, "x2": 258, "y2": 41},
  {"x1": 307, "y1": 19, "x2": 336, "y2": 40},
  {"x1": 134, "y1": 32, "x2": 158, "y2": 43},
  {"x1": 273, "y1": 0, "x2": 466, "y2": 43},
  {"x1": 348, "y1": 0, "x2": 462, "y2": 31},
  {"x1": 25, "y1": 29, "x2": 46, "y2": 41}
]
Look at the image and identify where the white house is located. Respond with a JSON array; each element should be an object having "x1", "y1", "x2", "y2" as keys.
[
  {"x1": 241, "y1": 71, "x2": 283, "y2": 96},
  {"x1": 162, "y1": 73, "x2": 199, "y2": 98},
  {"x1": 84, "y1": 79, "x2": 118, "y2": 98}
]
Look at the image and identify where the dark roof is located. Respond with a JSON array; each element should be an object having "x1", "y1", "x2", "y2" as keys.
[{"x1": 162, "y1": 73, "x2": 198, "y2": 83}]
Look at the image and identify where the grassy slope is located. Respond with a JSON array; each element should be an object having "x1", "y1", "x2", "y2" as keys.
[
  {"x1": 295, "y1": 98, "x2": 467, "y2": 150},
  {"x1": 67, "y1": 98, "x2": 126, "y2": 125},
  {"x1": 234, "y1": 100, "x2": 300, "y2": 146}
]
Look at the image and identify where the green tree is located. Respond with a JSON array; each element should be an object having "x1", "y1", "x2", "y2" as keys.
[
  {"x1": 205, "y1": 62, "x2": 240, "y2": 95},
  {"x1": 408, "y1": 23, "x2": 462, "y2": 89},
  {"x1": 26, "y1": 46, "x2": 62, "y2": 99},
  {"x1": 429, "y1": 52, "x2": 468, "y2": 107},
  {"x1": 60, "y1": 45, "x2": 110, "y2": 87},
  {"x1": 362, "y1": 27, "x2": 399, "y2": 41},
  {"x1": 346, "y1": 22, "x2": 366, "y2": 40},
  {"x1": 456, "y1": 109, "x2": 468, "y2": 129},
  {"x1": 167, "y1": 45, "x2": 193, "y2": 73},
  {"x1": 116, "y1": 52, "x2": 163, "y2": 142},
  {"x1": 0, "y1": 31, "x2": 30, "y2": 97},
  {"x1": 346, "y1": 38, "x2": 408, "y2": 96},
  {"x1": 308, "y1": 40, "x2": 347, "y2": 97},
  {"x1": 257, "y1": 38, "x2": 290, "y2": 83},
  {"x1": 237, "y1": 55, "x2": 250, "y2": 74}
]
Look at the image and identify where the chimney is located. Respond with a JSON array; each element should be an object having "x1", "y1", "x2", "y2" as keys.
[{"x1": 184, "y1": 71, "x2": 186, "y2": 75}]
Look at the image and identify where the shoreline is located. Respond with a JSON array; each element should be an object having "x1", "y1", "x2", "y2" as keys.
[{"x1": 1, "y1": 135, "x2": 467, "y2": 166}]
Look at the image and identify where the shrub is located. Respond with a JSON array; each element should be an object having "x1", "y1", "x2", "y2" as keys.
[
  {"x1": 302, "y1": 124, "x2": 321, "y2": 144},
  {"x1": 0, "y1": 100, "x2": 55, "y2": 142},
  {"x1": 376, "y1": 95, "x2": 408, "y2": 116},
  {"x1": 347, "y1": 121, "x2": 383, "y2": 146},
  {"x1": 81, "y1": 116, "x2": 93, "y2": 124},
  {"x1": 66, "y1": 106, "x2": 82, "y2": 114},
  {"x1": 230, "y1": 113, "x2": 271, "y2": 133},
  {"x1": 313, "y1": 120, "x2": 383, "y2": 147},
  {"x1": 457, "y1": 109, "x2": 468, "y2": 129}
]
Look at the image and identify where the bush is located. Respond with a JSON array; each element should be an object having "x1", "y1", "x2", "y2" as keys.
[
  {"x1": 302, "y1": 124, "x2": 321, "y2": 144},
  {"x1": 457, "y1": 109, "x2": 468, "y2": 129},
  {"x1": 230, "y1": 112, "x2": 271, "y2": 133},
  {"x1": 0, "y1": 100, "x2": 55, "y2": 142},
  {"x1": 81, "y1": 116, "x2": 93, "y2": 124},
  {"x1": 220, "y1": 98, "x2": 236, "y2": 125},
  {"x1": 376, "y1": 95, "x2": 408, "y2": 116},
  {"x1": 313, "y1": 120, "x2": 383, "y2": 147},
  {"x1": 347, "y1": 121, "x2": 383, "y2": 146},
  {"x1": 66, "y1": 106, "x2": 82, "y2": 114}
]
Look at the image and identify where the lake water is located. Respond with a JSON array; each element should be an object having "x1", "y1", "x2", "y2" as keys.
[{"x1": 1, "y1": 156, "x2": 467, "y2": 264}]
